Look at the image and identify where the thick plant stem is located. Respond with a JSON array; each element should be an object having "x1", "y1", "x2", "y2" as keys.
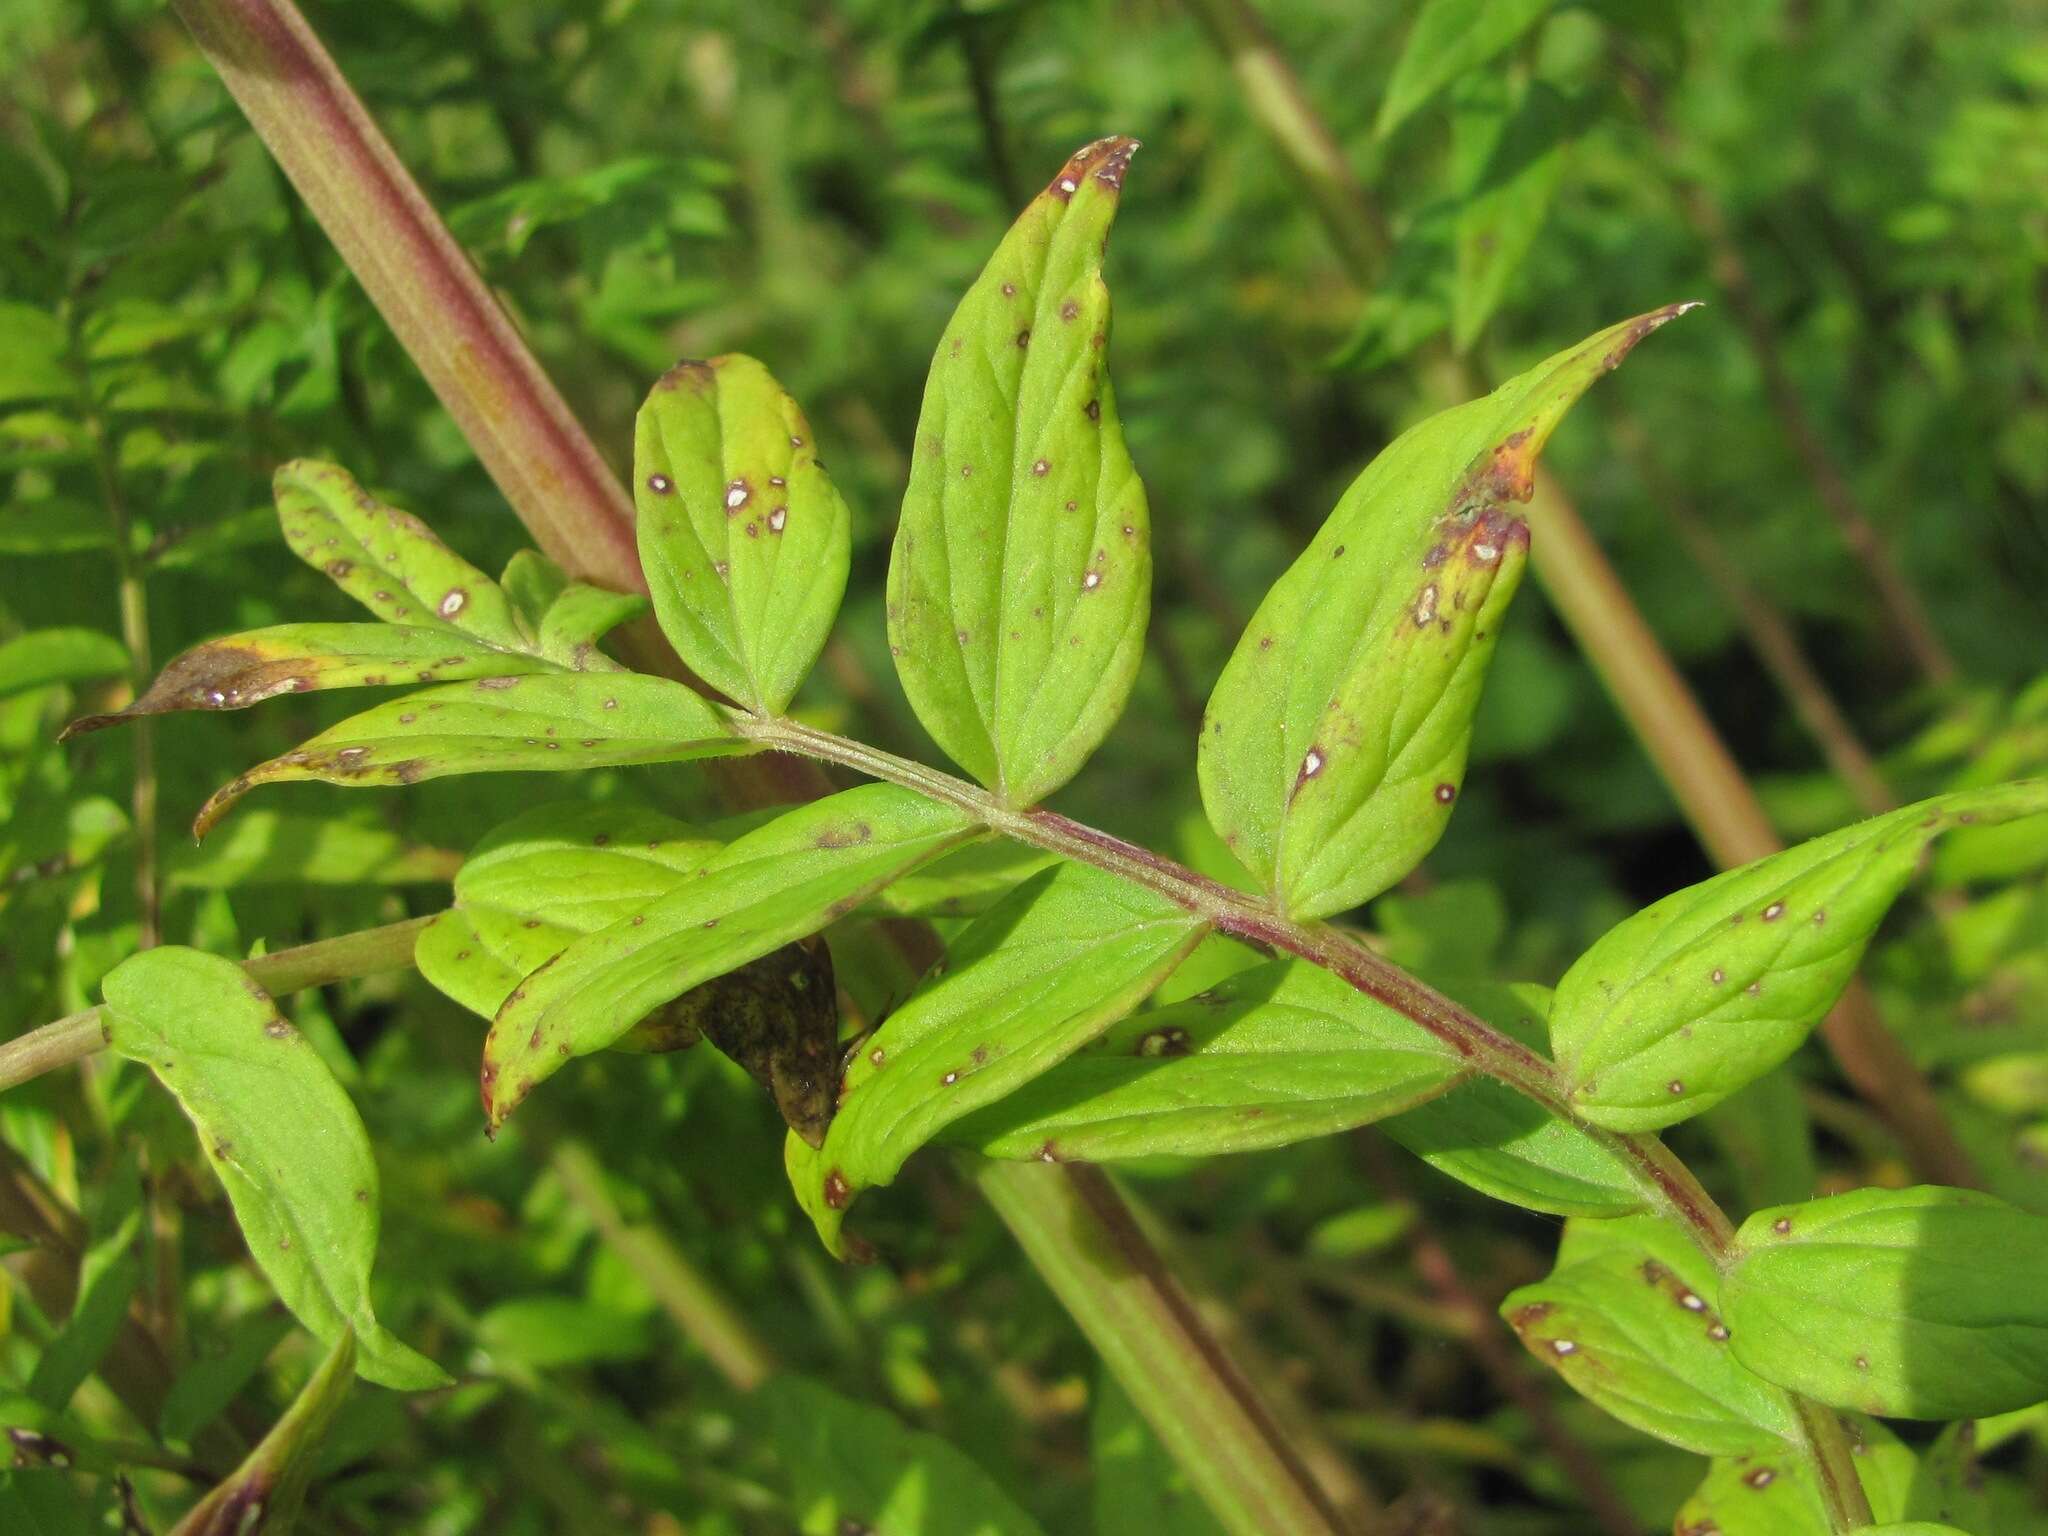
[
  {"x1": 550, "y1": 1140, "x2": 777, "y2": 1393},
  {"x1": 0, "y1": 915, "x2": 433, "y2": 1093},
  {"x1": 978, "y1": 1161, "x2": 1363, "y2": 1536},
  {"x1": 165, "y1": 6, "x2": 1363, "y2": 1526},
  {"x1": 1185, "y1": 0, "x2": 1971, "y2": 1197}
]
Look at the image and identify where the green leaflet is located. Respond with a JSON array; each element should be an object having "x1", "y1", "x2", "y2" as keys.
[
  {"x1": 480, "y1": 785, "x2": 977, "y2": 1130},
  {"x1": 414, "y1": 802, "x2": 723, "y2": 1017},
  {"x1": 1503, "y1": 1215, "x2": 1798, "y2": 1458},
  {"x1": 0, "y1": 627, "x2": 128, "y2": 699},
  {"x1": 499, "y1": 549, "x2": 644, "y2": 668},
  {"x1": 62, "y1": 625, "x2": 555, "y2": 737},
  {"x1": 1199, "y1": 309, "x2": 1689, "y2": 921},
  {"x1": 788, "y1": 862, "x2": 1206, "y2": 1254},
  {"x1": 1376, "y1": 0, "x2": 1557, "y2": 138},
  {"x1": 274, "y1": 459, "x2": 528, "y2": 646},
  {"x1": 100, "y1": 948, "x2": 447, "y2": 1391},
  {"x1": 634, "y1": 354, "x2": 851, "y2": 712},
  {"x1": 1672, "y1": 1419, "x2": 1929, "y2": 1536},
  {"x1": 1720, "y1": 1185, "x2": 2048, "y2": 1420},
  {"x1": 951, "y1": 956, "x2": 1464, "y2": 1164},
  {"x1": 887, "y1": 138, "x2": 1150, "y2": 807},
  {"x1": 1381, "y1": 982, "x2": 1645, "y2": 1217},
  {"x1": 763, "y1": 1375, "x2": 1048, "y2": 1536},
  {"x1": 416, "y1": 801, "x2": 845, "y2": 1142},
  {"x1": 167, "y1": 1330, "x2": 355, "y2": 1536},
  {"x1": 192, "y1": 672, "x2": 741, "y2": 837},
  {"x1": 1552, "y1": 779, "x2": 2048, "y2": 1130}
]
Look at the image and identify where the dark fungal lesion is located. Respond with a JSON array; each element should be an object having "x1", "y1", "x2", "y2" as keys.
[{"x1": 616, "y1": 936, "x2": 843, "y2": 1147}]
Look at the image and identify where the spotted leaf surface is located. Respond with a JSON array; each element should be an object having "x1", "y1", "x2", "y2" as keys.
[
  {"x1": 1552, "y1": 779, "x2": 2048, "y2": 1130},
  {"x1": 481, "y1": 785, "x2": 977, "y2": 1131},
  {"x1": 1382, "y1": 981, "x2": 1644, "y2": 1217},
  {"x1": 1500, "y1": 1214, "x2": 1796, "y2": 1457},
  {"x1": 788, "y1": 862, "x2": 1203, "y2": 1252},
  {"x1": 101, "y1": 948, "x2": 447, "y2": 1390},
  {"x1": 62, "y1": 624, "x2": 555, "y2": 739},
  {"x1": 275, "y1": 460, "x2": 528, "y2": 647},
  {"x1": 888, "y1": 138, "x2": 1150, "y2": 806},
  {"x1": 1721, "y1": 1185, "x2": 2048, "y2": 1420},
  {"x1": 193, "y1": 672, "x2": 741, "y2": 837},
  {"x1": 1199, "y1": 309, "x2": 1689, "y2": 921},
  {"x1": 1673, "y1": 1420, "x2": 1932, "y2": 1536},
  {"x1": 635, "y1": 355, "x2": 850, "y2": 713},
  {"x1": 951, "y1": 956, "x2": 1464, "y2": 1164}
]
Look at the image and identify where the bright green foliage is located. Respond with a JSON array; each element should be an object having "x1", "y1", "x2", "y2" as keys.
[
  {"x1": 0, "y1": 627, "x2": 127, "y2": 699},
  {"x1": 1382, "y1": 981, "x2": 1645, "y2": 1216},
  {"x1": 953, "y1": 956, "x2": 1465, "y2": 1163},
  {"x1": 415, "y1": 802, "x2": 720, "y2": 1017},
  {"x1": 867, "y1": 839, "x2": 1062, "y2": 918},
  {"x1": 1720, "y1": 1185, "x2": 2048, "y2": 1419},
  {"x1": 274, "y1": 460, "x2": 530, "y2": 647},
  {"x1": 167, "y1": 1330, "x2": 355, "y2": 1536},
  {"x1": 1552, "y1": 780, "x2": 2048, "y2": 1130},
  {"x1": 190, "y1": 672, "x2": 740, "y2": 836},
  {"x1": 887, "y1": 138, "x2": 1150, "y2": 807},
  {"x1": 481, "y1": 785, "x2": 977, "y2": 1128},
  {"x1": 1672, "y1": 1419, "x2": 1926, "y2": 1536},
  {"x1": 763, "y1": 1376, "x2": 1048, "y2": 1536},
  {"x1": 100, "y1": 949, "x2": 446, "y2": 1390},
  {"x1": 634, "y1": 354, "x2": 850, "y2": 713},
  {"x1": 499, "y1": 549, "x2": 647, "y2": 667},
  {"x1": 1199, "y1": 309, "x2": 1686, "y2": 920},
  {"x1": 789, "y1": 862, "x2": 1206, "y2": 1254},
  {"x1": 1501, "y1": 1214, "x2": 1797, "y2": 1456},
  {"x1": 1377, "y1": 0, "x2": 1558, "y2": 137}
]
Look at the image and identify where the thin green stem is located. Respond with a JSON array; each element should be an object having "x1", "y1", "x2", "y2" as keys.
[
  {"x1": 738, "y1": 712, "x2": 1878, "y2": 1527},
  {"x1": 0, "y1": 915, "x2": 435, "y2": 1094}
]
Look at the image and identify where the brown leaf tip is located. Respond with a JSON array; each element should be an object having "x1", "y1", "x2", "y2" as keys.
[
  {"x1": 1600, "y1": 300, "x2": 1704, "y2": 373},
  {"x1": 1048, "y1": 136, "x2": 1141, "y2": 200}
]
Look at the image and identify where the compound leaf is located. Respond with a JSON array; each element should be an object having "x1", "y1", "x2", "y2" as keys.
[
  {"x1": 888, "y1": 138, "x2": 1149, "y2": 806},
  {"x1": 1552, "y1": 780, "x2": 2048, "y2": 1130},
  {"x1": 1200, "y1": 308, "x2": 1690, "y2": 921},
  {"x1": 101, "y1": 948, "x2": 446, "y2": 1390},
  {"x1": 634, "y1": 354, "x2": 850, "y2": 712}
]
